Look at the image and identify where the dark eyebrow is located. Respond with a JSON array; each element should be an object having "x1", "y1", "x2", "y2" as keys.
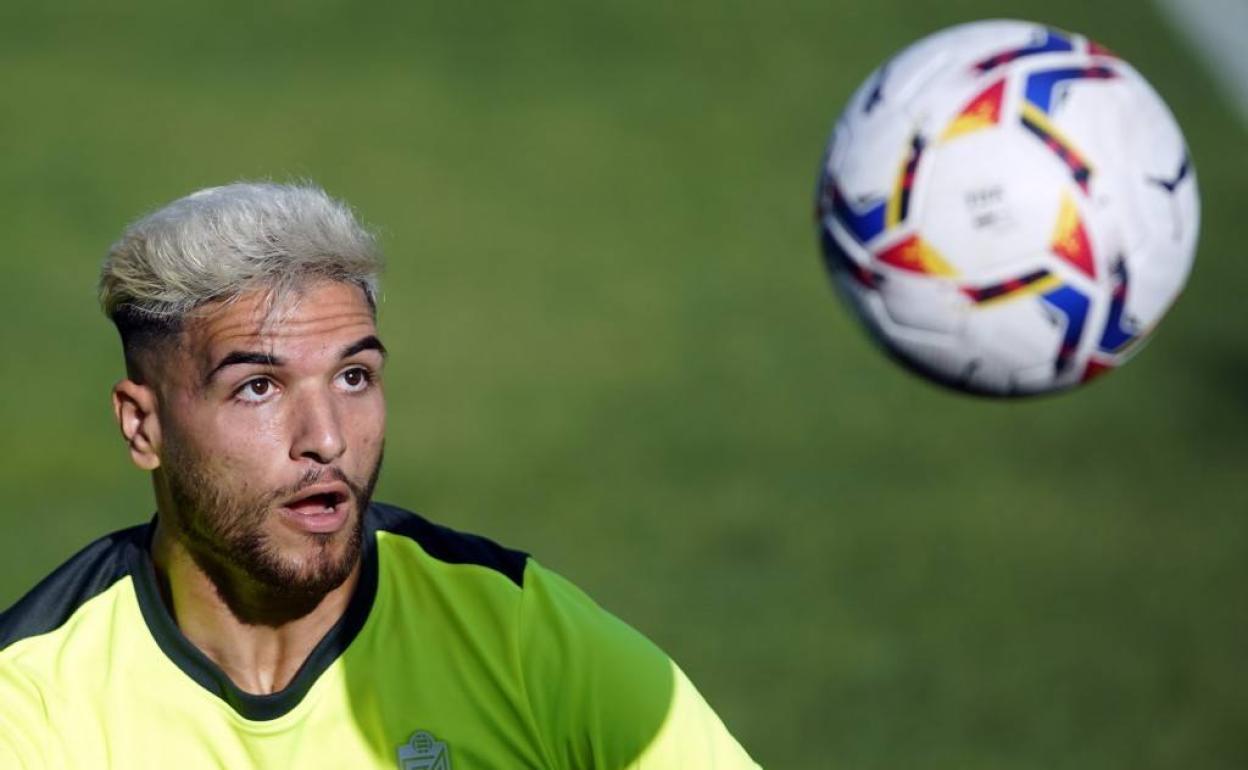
[
  {"x1": 205, "y1": 351, "x2": 283, "y2": 385},
  {"x1": 202, "y1": 336, "x2": 384, "y2": 386},
  {"x1": 340, "y1": 335, "x2": 387, "y2": 360}
]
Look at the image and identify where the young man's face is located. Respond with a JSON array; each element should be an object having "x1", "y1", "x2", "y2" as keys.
[{"x1": 149, "y1": 280, "x2": 386, "y2": 602}]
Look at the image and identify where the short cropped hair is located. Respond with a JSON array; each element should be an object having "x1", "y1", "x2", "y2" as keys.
[{"x1": 100, "y1": 182, "x2": 382, "y2": 375}]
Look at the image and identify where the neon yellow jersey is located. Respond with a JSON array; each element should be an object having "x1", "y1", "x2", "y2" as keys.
[{"x1": 0, "y1": 504, "x2": 760, "y2": 769}]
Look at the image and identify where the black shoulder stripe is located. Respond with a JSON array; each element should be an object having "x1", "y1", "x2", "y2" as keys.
[
  {"x1": 0, "y1": 524, "x2": 150, "y2": 651},
  {"x1": 368, "y1": 503, "x2": 529, "y2": 588}
]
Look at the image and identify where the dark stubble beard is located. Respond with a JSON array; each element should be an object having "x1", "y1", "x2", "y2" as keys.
[{"x1": 162, "y1": 442, "x2": 383, "y2": 624}]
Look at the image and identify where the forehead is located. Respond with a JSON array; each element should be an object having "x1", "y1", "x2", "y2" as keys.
[{"x1": 187, "y1": 281, "x2": 377, "y2": 359}]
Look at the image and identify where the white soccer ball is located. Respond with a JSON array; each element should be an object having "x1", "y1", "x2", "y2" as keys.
[{"x1": 816, "y1": 19, "x2": 1199, "y2": 396}]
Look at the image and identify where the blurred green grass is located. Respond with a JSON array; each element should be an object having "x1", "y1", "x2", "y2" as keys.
[{"x1": 1, "y1": 1, "x2": 1245, "y2": 767}]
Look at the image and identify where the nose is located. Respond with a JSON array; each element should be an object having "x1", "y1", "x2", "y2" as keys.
[{"x1": 290, "y1": 388, "x2": 346, "y2": 465}]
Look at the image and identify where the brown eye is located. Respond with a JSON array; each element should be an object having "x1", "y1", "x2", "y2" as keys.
[
  {"x1": 339, "y1": 367, "x2": 371, "y2": 392},
  {"x1": 235, "y1": 377, "x2": 276, "y2": 403}
]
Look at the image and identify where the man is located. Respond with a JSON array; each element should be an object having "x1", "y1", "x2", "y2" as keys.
[{"x1": 0, "y1": 183, "x2": 760, "y2": 769}]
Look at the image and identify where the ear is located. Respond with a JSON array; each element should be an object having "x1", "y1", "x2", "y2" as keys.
[{"x1": 112, "y1": 379, "x2": 162, "y2": 470}]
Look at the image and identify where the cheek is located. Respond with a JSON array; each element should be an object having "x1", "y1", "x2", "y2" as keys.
[
  {"x1": 358, "y1": 400, "x2": 386, "y2": 445},
  {"x1": 218, "y1": 410, "x2": 287, "y2": 449},
  {"x1": 347, "y1": 396, "x2": 386, "y2": 458},
  {"x1": 193, "y1": 407, "x2": 291, "y2": 488}
]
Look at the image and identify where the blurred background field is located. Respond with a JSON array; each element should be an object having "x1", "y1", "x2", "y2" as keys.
[{"x1": 1, "y1": 1, "x2": 1245, "y2": 767}]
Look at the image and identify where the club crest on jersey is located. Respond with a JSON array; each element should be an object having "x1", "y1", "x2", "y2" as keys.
[{"x1": 397, "y1": 730, "x2": 451, "y2": 770}]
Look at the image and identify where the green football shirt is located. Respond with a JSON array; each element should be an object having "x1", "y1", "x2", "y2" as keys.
[{"x1": 0, "y1": 503, "x2": 760, "y2": 769}]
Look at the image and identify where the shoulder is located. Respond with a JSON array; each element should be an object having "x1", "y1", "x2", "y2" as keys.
[
  {"x1": 364, "y1": 505, "x2": 762, "y2": 767},
  {"x1": 0, "y1": 655, "x2": 50, "y2": 768},
  {"x1": 363, "y1": 502, "x2": 663, "y2": 682},
  {"x1": 514, "y1": 560, "x2": 683, "y2": 767},
  {"x1": 0, "y1": 524, "x2": 148, "y2": 655},
  {"x1": 519, "y1": 563, "x2": 762, "y2": 769},
  {"x1": 365, "y1": 502, "x2": 529, "y2": 588},
  {"x1": 517, "y1": 560, "x2": 665, "y2": 665},
  {"x1": 0, "y1": 524, "x2": 149, "y2": 770},
  {"x1": 363, "y1": 504, "x2": 662, "y2": 680}
]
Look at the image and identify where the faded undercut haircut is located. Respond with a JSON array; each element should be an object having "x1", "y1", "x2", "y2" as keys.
[{"x1": 99, "y1": 182, "x2": 382, "y2": 379}]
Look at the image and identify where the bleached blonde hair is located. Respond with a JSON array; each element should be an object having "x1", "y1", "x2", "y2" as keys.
[{"x1": 100, "y1": 182, "x2": 382, "y2": 367}]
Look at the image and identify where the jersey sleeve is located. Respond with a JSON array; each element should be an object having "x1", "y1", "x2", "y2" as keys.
[
  {"x1": 0, "y1": 658, "x2": 50, "y2": 769},
  {"x1": 517, "y1": 561, "x2": 761, "y2": 770}
]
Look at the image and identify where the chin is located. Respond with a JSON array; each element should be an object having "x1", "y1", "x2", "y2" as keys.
[{"x1": 248, "y1": 510, "x2": 364, "y2": 597}]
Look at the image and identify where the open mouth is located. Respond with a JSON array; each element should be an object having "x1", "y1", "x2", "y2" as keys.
[
  {"x1": 278, "y1": 483, "x2": 352, "y2": 535},
  {"x1": 286, "y1": 490, "x2": 348, "y2": 515}
]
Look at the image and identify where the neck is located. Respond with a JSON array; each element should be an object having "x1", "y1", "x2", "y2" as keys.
[{"x1": 149, "y1": 516, "x2": 361, "y2": 695}]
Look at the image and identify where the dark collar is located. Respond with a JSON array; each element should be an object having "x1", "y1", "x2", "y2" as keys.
[{"x1": 129, "y1": 513, "x2": 380, "y2": 721}]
